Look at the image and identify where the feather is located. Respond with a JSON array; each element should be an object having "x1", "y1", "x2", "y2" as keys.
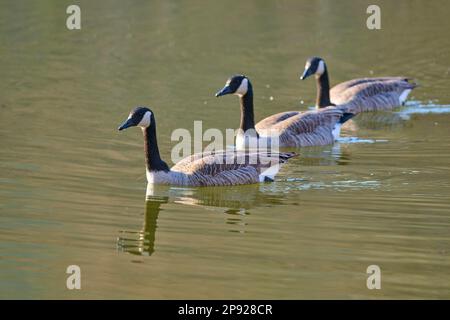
[
  {"x1": 168, "y1": 150, "x2": 297, "y2": 186},
  {"x1": 331, "y1": 77, "x2": 417, "y2": 113},
  {"x1": 255, "y1": 107, "x2": 348, "y2": 147}
]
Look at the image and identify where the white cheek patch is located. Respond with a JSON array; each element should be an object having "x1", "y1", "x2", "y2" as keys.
[
  {"x1": 304, "y1": 62, "x2": 311, "y2": 71},
  {"x1": 316, "y1": 60, "x2": 325, "y2": 75},
  {"x1": 235, "y1": 78, "x2": 248, "y2": 97},
  {"x1": 138, "y1": 111, "x2": 152, "y2": 128}
]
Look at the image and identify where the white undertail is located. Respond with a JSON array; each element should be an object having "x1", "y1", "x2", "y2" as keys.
[
  {"x1": 332, "y1": 123, "x2": 342, "y2": 140},
  {"x1": 399, "y1": 89, "x2": 412, "y2": 105},
  {"x1": 259, "y1": 164, "x2": 280, "y2": 182}
]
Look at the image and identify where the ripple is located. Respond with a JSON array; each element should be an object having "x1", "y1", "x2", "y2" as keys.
[
  {"x1": 336, "y1": 137, "x2": 388, "y2": 144},
  {"x1": 397, "y1": 101, "x2": 450, "y2": 119}
]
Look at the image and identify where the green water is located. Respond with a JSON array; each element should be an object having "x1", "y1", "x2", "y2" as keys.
[{"x1": 1, "y1": 0, "x2": 449, "y2": 299}]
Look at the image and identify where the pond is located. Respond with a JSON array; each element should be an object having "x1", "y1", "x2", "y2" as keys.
[{"x1": 0, "y1": 0, "x2": 449, "y2": 298}]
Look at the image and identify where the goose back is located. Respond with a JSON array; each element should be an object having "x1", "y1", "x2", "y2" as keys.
[
  {"x1": 165, "y1": 150, "x2": 297, "y2": 186},
  {"x1": 254, "y1": 111, "x2": 300, "y2": 129},
  {"x1": 331, "y1": 77, "x2": 417, "y2": 113},
  {"x1": 255, "y1": 107, "x2": 347, "y2": 147}
]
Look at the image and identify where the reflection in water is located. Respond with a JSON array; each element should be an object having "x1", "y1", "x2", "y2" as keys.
[
  {"x1": 1, "y1": 0, "x2": 450, "y2": 299},
  {"x1": 173, "y1": 185, "x2": 285, "y2": 211},
  {"x1": 290, "y1": 143, "x2": 352, "y2": 167},
  {"x1": 397, "y1": 101, "x2": 450, "y2": 119},
  {"x1": 117, "y1": 195, "x2": 168, "y2": 256},
  {"x1": 342, "y1": 101, "x2": 450, "y2": 131},
  {"x1": 118, "y1": 183, "x2": 289, "y2": 255},
  {"x1": 343, "y1": 112, "x2": 406, "y2": 131},
  {"x1": 167, "y1": 184, "x2": 288, "y2": 235}
]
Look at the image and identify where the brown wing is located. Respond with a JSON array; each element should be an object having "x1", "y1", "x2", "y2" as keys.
[
  {"x1": 330, "y1": 77, "x2": 410, "y2": 94},
  {"x1": 171, "y1": 150, "x2": 296, "y2": 176},
  {"x1": 256, "y1": 107, "x2": 344, "y2": 147},
  {"x1": 254, "y1": 111, "x2": 300, "y2": 130},
  {"x1": 331, "y1": 77, "x2": 417, "y2": 113}
]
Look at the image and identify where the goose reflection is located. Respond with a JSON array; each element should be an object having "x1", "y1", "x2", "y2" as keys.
[
  {"x1": 343, "y1": 111, "x2": 407, "y2": 131},
  {"x1": 150, "y1": 182, "x2": 287, "y2": 212},
  {"x1": 165, "y1": 184, "x2": 290, "y2": 236},
  {"x1": 117, "y1": 183, "x2": 289, "y2": 256},
  {"x1": 287, "y1": 143, "x2": 352, "y2": 167},
  {"x1": 341, "y1": 101, "x2": 450, "y2": 130},
  {"x1": 117, "y1": 194, "x2": 168, "y2": 256}
]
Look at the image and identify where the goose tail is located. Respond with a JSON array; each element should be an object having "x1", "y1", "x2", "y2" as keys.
[
  {"x1": 259, "y1": 152, "x2": 298, "y2": 182},
  {"x1": 278, "y1": 152, "x2": 298, "y2": 163},
  {"x1": 401, "y1": 77, "x2": 419, "y2": 89},
  {"x1": 260, "y1": 151, "x2": 298, "y2": 162},
  {"x1": 339, "y1": 112, "x2": 355, "y2": 124}
]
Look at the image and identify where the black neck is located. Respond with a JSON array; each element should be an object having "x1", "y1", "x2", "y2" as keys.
[
  {"x1": 239, "y1": 83, "x2": 258, "y2": 135},
  {"x1": 316, "y1": 68, "x2": 334, "y2": 108},
  {"x1": 143, "y1": 121, "x2": 170, "y2": 172},
  {"x1": 143, "y1": 196, "x2": 167, "y2": 256}
]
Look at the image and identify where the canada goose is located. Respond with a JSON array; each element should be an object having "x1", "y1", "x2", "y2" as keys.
[
  {"x1": 118, "y1": 107, "x2": 297, "y2": 186},
  {"x1": 215, "y1": 75, "x2": 354, "y2": 150},
  {"x1": 300, "y1": 57, "x2": 417, "y2": 114}
]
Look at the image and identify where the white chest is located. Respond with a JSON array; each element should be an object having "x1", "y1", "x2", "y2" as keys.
[{"x1": 236, "y1": 132, "x2": 275, "y2": 151}]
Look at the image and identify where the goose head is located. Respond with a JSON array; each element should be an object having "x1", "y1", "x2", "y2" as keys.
[
  {"x1": 300, "y1": 57, "x2": 326, "y2": 80},
  {"x1": 215, "y1": 75, "x2": 250, "y2": 98},
  {"x1": 118, "y1": 107, "x2": 153, "y2": 131}
]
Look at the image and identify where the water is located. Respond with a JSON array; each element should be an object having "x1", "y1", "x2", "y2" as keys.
[{"x1": 1, "y1": 0, "x2": 450, "y2": 299}]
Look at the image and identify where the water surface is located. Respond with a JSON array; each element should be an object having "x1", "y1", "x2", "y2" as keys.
[{"x1": 1, "y1": 0, "x2": 450, "y2": 299}]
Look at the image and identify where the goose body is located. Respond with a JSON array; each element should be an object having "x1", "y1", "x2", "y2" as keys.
[
  {"x1": 215, "y1": 75, "x2": 354, "y2": 150},
  {"x1": 118, "y1": 107, "x2": 296, "y2": 187},
  {"x1": 301, "y1": 57, "x2": 417, "y2": 114}
]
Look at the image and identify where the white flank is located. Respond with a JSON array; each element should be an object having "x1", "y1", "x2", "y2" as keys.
[
  {"x1": 399, "y1": 89, "x2": 412, "y2": 105},
  {"x1": 259, "y1": 164, "x2": 280, "y2": 182},
  {"x1": 332, "y1": 123, "x2": 342, "y2": 140}
]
